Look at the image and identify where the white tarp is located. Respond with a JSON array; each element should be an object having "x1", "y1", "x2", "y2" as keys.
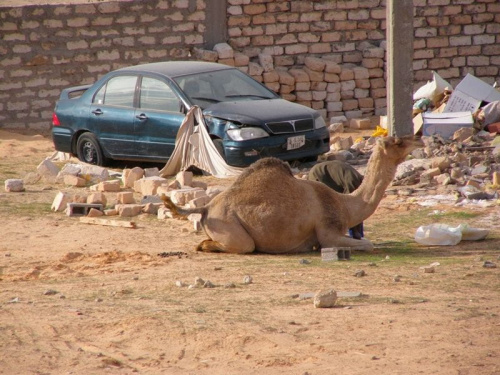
[{"x1": 159, "y1": 106, "x2": 243, "y2": 178}]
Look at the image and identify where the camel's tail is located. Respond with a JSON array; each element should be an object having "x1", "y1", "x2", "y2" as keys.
[{"x1": 160, "y1": 194, "x2": 206, "y2": 219}]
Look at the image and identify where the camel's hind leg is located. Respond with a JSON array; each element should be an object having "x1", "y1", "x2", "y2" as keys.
[
  {"x1": 197, "y1": 216, "x2": 256, "y2": 254},
  {"x1": 316, "y1": 227, "x2": 374, "y2": 252}
]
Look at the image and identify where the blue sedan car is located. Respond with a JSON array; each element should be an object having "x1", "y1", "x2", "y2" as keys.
[{"x1": 52, "y1": 61, "x2": 330, "y2": 167}]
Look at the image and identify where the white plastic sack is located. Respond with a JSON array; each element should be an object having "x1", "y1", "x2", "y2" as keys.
[
  {"x1": 159, "y1": 106, "x2": 242, "y2": 179},
  {"x1": 414, "y1": 223, "x2": 462, "y2": 246},
  {"x1": 413, "y1": 71, "x2": 452, "y2": 101}
]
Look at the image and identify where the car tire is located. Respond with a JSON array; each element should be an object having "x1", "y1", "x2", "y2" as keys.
[
  {"x1": 212, "y1": 138, "x2": 225, "y2": 158},
  {"x1": 76, "y1": 133, "x2": 106, "y2": 166}
]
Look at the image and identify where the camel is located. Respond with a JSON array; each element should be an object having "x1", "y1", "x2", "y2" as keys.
[{"x1": 163, "y1": 135, "x2": 423, "y2": 254}]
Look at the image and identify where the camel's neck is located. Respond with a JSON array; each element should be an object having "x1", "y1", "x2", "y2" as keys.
[{"x1": 346, "y1": 148, "x2": 398, "y2": 227}]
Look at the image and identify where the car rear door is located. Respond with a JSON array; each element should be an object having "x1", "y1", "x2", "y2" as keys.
[
  {"x1": 134, "y1": 76, "x2": 185, "y2": 159},
  {"x1": 89, "y1": 75, "x2": 138, "y2": 158}
]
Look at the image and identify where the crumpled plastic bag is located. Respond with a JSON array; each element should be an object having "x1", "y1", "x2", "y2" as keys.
[
  {"x1": 371, "y1": 125, "x2": 388, "y2": 137},
  {"x1": 415, "y1": 223, "x2": 489, "y2": 246},
  {"x1": 413, "y1": 71, "x2": 452, "y2": 102}
]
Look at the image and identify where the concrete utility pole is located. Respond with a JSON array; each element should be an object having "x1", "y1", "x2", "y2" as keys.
[{"x1": 386, "y1": 0, "x2": 414, "y2": 137}]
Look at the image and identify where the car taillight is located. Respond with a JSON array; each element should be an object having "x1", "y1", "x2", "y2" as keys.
[{"x1": 52, "y1": 113, "x2": 61, "y2": 126}]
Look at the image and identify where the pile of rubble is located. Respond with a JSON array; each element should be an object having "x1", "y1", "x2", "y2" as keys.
[{"x1": 5, "y1": 159, "x2": 227, "y2": 231}]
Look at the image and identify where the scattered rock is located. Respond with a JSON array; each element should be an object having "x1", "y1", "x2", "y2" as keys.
[
  {"x1": 354, "y1": 270, "x2": 366, "y2": 277},
  {"x1": 4, "y1": 179, "x2": 24, "y2": 192},
  {"x1": 483, "y1": 261, "x2": 497, "y2": 268},
  {"x1": 43, "y1": 289, "x2": 58, "y2": 296},
  {"x1": 243, "y1": 275, "x2": 253, "y2": 284},
  {"x1": 313, "y1": 289, "x2": 337, "y2": 308}
]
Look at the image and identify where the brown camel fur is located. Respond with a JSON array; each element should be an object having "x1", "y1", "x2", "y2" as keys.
[{"x1": 163, "y1": 135, "x2": 422, "y2": 254}]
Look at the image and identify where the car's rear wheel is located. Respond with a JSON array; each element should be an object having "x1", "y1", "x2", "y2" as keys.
[{"x1": 76, "y1": 133, "x2": 105, "y2": 166}]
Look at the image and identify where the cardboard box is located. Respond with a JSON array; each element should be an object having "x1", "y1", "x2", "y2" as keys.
[
  {"x1": 444, "y1": 74, "x2": 500, "y2": 113},
  {"x1": 421, "y1": 112, "x2": 474, "y2": 138}
]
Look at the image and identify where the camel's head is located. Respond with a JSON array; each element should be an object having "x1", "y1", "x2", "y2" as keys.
[{"x1": 376, "y1": 135, "x2": 423, "y2": 165}]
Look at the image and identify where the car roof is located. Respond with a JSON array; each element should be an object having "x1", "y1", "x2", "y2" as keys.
[{"x1": 115, "y1": 61, "x2": 233, "y2": 78}]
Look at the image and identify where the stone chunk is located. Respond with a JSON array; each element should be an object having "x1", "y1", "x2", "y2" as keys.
[
  {"x1": 116, "y1": 204, "x2": 143, "y2": 217},
  {"x1": 331, "y1": 136, "x2": 353, "y2": 151},
  {"x1": 349, "y1": 118, "x2": 372, "y2": 129},
  {"x1": 51, "y1": 191, "x2": 71, "y2": 212},
  {"x1": 176, "y1": 171, "x2": 193, "y2": 187},
  {"x1": 87, "y1": 192, "x2": 107, "y2": 206},
  {"x1": 37, "y1": 159, "x2": 59, "y2": 180},
  {"x1": 122, "y1": 167, "x2": 144, "y2": 188},
  {"x1": 144, "y1": 167, "x2": 159, "y2": 177},
  {"x1": 213, "y1": 42, "x2": 233, "y2": 59},
  {"x1": 170, "y1": 187, "x2": 205, "y2": 206},
  {"x1": 4, "y1": 179, "x2": 24, "y2": 192},
  {"x1": 133, "y1": 176, "x2": 167, "y2": 195},
  {"x1": 314, "y1": 289, "x2": 337, "y2": 308},
  {"x1": 63, "y1": 175, "x2": 86, "y2": 187},
  {"x1": 116, "y1": 191, "x2": 135, "y2": 204},
  {"x1": 95, "y1": 180, "x2": 121, "y2": 192}
]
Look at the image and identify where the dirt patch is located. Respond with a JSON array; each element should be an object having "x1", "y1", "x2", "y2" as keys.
[{"x1": 0, "y1": 130, "x2": 499, "y2": 374}]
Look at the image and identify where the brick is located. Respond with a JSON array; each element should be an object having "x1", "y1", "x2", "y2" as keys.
[
  {"x1": 349, "y1": 118, "x2": 372, "y2": 129},
  {"x1": 64, "y1": 175, "x2": 86, "y2": 187},
  {"x1": 134, "y1": 176, "x2": 167, "y2": 195},
  {"x1": 122, "y1": 167, "x2": 144, "y2": 188},
  {"x1": 116, "y1": 204, "x2": 143, "y2": 217},
  {"x1": 87, "y1": 192, "x2": 107, "y2": 206},
  {"x1": 176, "y1": 170, "x2": 193, "y2": 187},
  {"x1": 117, "y1": 192, "x2": 135, "y2": 204}
]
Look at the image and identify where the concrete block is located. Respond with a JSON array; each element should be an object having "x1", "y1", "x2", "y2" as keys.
[
  {"x1": 321, "y1": 247, "x2": 351, "y2": 261},
  {"x1": 4, "y1": 179, "x2": 24, "y2": 192},
  {"x1": 51, "y1": 191, "x2": 71, "y2": 211},
  {"x1": 66, "y1": 203, "x2": 104, "y2": 217}
]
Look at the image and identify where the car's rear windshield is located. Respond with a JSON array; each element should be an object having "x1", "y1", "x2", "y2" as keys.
[{"x1": 173, "y1": 68, "x2": 277, "y2": 109}]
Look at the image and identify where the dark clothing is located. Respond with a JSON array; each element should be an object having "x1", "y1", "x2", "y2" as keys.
[
  {"x1": 308, "y1": 161, "x2": 364, "y2": 239},
  {"x1": 308, "y1": 161, "x2": 363, "y2": 194}
]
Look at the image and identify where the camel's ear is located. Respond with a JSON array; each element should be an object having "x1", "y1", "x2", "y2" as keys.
[{"x1": 394, "y1": 137, "x2": 403, "y2": 146}]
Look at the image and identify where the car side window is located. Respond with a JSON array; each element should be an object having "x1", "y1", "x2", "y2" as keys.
[
  {"x1": 93, "y1": 75, "x2": 137, "y2": 107},
  {"x1": 140, "y1": 77, "x2": 181, "y2": 112}
]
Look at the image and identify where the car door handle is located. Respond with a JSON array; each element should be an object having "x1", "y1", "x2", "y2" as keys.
[
  {"x1": 92, "y1": 109, "x2": 103, "y2": 115},
  {"x1": 136, "y1": 113, "x2": 148, "y2": 121}
]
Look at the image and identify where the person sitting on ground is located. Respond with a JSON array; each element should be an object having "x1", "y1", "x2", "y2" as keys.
[{"x1": 307, "y1": 160, "x2": 365, "y2": 240}]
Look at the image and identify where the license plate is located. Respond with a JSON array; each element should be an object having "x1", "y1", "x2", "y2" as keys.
[{"x1": 286, "y1": 135, "x2": 305, "y2": 150}]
